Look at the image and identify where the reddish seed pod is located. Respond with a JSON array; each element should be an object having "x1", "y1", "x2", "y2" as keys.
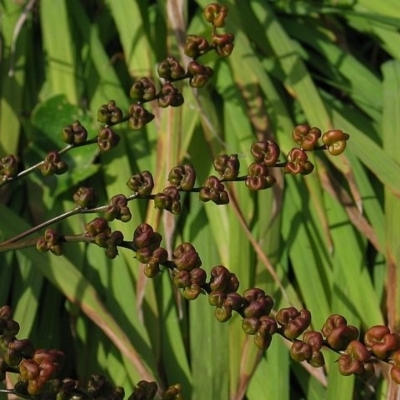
[
  {"x1": 322, "y1": 314, "x2": 359, "y2": 350},
  {"x1": 173, "y1": 242, "x2": 202, "y2": 272},
  {"x1": 276, "y1": 307, "x2": 311, "y2": 340},
  {"x1": 364, "y1": 325, "x2": 400, "y2": 359},
  {"x1": 127, "y1": 171, "x2": 154, "y2": 196},
  {"x1": 213, "y1": 154, "x2": 240, "y2": 181},
  {"x1": 211, "y1": 33, "x2": 235, "y2": 57},
  {"x1": 290, "y1": 340, "x2": 313, "y2": 363},
  {"x1": 184, "y1": 35, "x2": 210, "y2": 58},
  {"x1": 168, "y1": 164, "x2": 196, "y2": 190},
  {"x1": 250, "y1": 140, "x2": 280, "y2": 166},
  {"x1": 391, "y1": 365, "x2": 400, "y2": 384},
  {"x1": 199, "y1": 176, "x2": 229, "y2": 205},
  {"x1": 203, "y1": 3, "x2": 228, "y2": 27}
]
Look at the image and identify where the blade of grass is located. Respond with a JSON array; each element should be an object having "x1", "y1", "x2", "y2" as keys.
[
  {"x1": 0, "y1": 0, "x2": 28, "y2": 155},
  {"x1": 323, "y1": 185, "x2": 383, "y2": 327},
  {"x1": 40, "y1": 0, "x2": 78, "y2": 103},
  {"x1": 251, "y1": 2, "x2": 331, "y2": 129},
  {"x1": 332, "y1": 109, "x2": 400, "y2": 198},
  {"x1": 356, "y1": 0, "x2": 400, "y2": 19},
  {"x1": 0, "y1": 253, "x2": 14, "y2": 306},
  {"x1": 281, "y1": 177, "x2": 332, "y2": 329},
  {"x1": 382, "y1": 59, "x2": 400, "y2": 321},
  {"x1": 382, "y1": 61, "x2": 400, "y2": 351},
  {"x1": 12, "y1": 252, "x2": 43, "y2": 337},
  {"x1": 246, "y1": 340, "x2": 290, "y2": 400},
  {"x1": 279, "y1": 16, "x2": 382, "y2": 123},
  {"x1": 184, "y1": 203, "x2": 229, "y2": 400},
  {"x1": 104, "y1": 0, "x2": 154, "y2": 76},
  {"x1": 325, "y1": 350, "x2": 355, "y2": 400},
  {"x1": 291, "y1": 360, "x2": 327, "y2": 400}
]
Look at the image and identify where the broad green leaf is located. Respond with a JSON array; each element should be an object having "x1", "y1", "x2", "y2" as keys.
[{"x1": 30, "y1": 94, "x2": 99, "y2": 198}]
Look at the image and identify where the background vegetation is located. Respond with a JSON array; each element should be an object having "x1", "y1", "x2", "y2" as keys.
[{"x1": 0, "y1": 0, "x2": 399, "y2": 399}]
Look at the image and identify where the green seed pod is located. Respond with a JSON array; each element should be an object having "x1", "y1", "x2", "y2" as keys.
[
  {"x1": 3, "y1": 319, "x2": 20, "y2": 336},
  {"x1": 128, "y1": 104, "x2": 155, "y2": 129},
  {"x1": 242, "y1": 317, "x2": 260, "y2": 335},
  {"x1": 41, "y1": 151, "x2": 68, "y2": 176},
  {"x1": 154, "y1": 193, "x2": 173, "y2": 211},
  {"x1": 104, "y1": 246, "x2": 118, "y2": 260},
  {"x1": 173, "y1": 270, "x2": 191, "y2": 288},
  {"x1": 214, "y1": 305, "x2": 232, "y2": 322},
  {"x1": 36, "y1": 237, "x2": 48, "y2": 253},
  {"x1": 62, "y1": 121, "x2": 88, "y2": 144},
  {"x1": 157, "y1": 57, "x2": 185, "y2": 81},
  {"x1": 163, "y1": 383, "x2": 181, "y2": 400},
  {"x1": 97, "y1": 100, "x2": 123, "y2": 124},
  {"x1": 168, "y1": 164, "x2": 196, "y2": 190},
  {"x1": 308, "y1": 350, "x2": 325, "y2": 368},
  {"x1": 73, "y1": 187, "x2": 98, "y2": 209},
  {"x1": 87, "y1": 374, "x2": 108, "y2": 397},
  {"x1": 183, "y1": 284, "x2": 202, "y2": 300},
  {"x1": 5, "y1": 347, "x2": 22, "y2": 367},
  {"x1": 322, "y1": 129, "x2": 350, "y2": 156},
  {"x1": 85, "y1": 218, "x2": 111, "y2": 237},
  {"x1": 97, "y1": 127, "x2": 121, "y2": 152},
  {"x1": 144, "y1": 259, "x2": 162, "y2": 278},
  {"x1": 131, "y1": 381, "x2": 158, "y2": 400},
  {"x1": 208, "y1": 291, "x2": 226, "y2": 307},
  {"x1": 94, "y1": 232, "x2": 109, "y2": 248},
  {"x1": 158, "y1": 83, "x2": 184, "y2": 108},
  {"x1": 49, "y1": 243, "x2": 63, "y2": 256},
  {"x1": 254, "y1": 329, "x2": 273, "y2": 350},
  {"x1": 0, "y1": 155, "x2": 18, "y2": 179},
  {"x1": 129, "y1": 77, "x2": 157, "y2": 102},
  {"x1": 136, "y1": 247, "x2": 153, "y2": 264}
]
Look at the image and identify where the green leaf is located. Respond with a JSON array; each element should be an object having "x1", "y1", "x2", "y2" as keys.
[{"x1": 30, "y1": 94, "x2": 99, "y2": 197}]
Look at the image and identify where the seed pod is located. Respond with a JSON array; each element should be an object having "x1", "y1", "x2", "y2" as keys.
[{"x1": 203, "y1": 3, "x2": 228, "y2": 27}]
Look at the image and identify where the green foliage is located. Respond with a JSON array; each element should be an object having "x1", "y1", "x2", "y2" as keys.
[{"x1": 0, "y1": 0, "x2": 399, "y2": 399}]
